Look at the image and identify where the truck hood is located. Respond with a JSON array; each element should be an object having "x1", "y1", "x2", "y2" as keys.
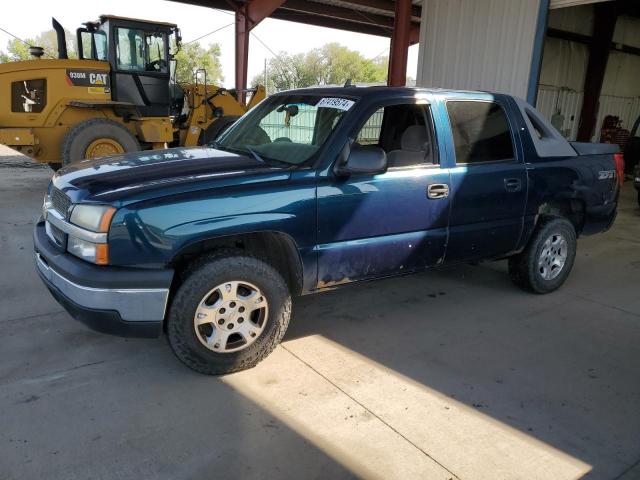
[{"x1": 52, "y1": 146, "x2": 292, "y2": 205}]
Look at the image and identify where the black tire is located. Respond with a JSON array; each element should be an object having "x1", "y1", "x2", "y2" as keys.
[
  {"x1": 61, "y1": 118, "x2": 140, "y2": 166},
  {"x1": 167, "y1": 250, "x2": 292, "y2": 375},
  {"x1": 199, "y1": 116, "x2": 240, "y2": 145},
  {"x1": 637, "y1": 190, "x2": 640, "y2": 208},
  {"x1": 508, "y1": 217, "x2": 577, "y2": 294}
]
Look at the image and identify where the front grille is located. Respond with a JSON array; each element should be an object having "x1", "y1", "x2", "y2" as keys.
[
  {"x1": 51, "y1": 188, "x2": 71, "y2": 218},
  {"x1": 45, "y1": 220, "x2": 66, "y2": 248}
]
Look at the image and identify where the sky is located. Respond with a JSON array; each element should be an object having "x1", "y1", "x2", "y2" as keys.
[{"x1": 0, "y1": 0, "x2": 419, "y2": 88}]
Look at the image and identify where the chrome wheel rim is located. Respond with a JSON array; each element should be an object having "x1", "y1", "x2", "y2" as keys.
[
  {"x1": 193, "y1": 281, "x2": 268, "y2": 353},
  {"x1": 538, "y1": 232, "x2": 568, "y2": 281}
]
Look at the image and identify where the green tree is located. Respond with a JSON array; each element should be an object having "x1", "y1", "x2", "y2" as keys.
[
  {"x1": 174, "y1": 42, "x2": 223, "y2": 85},
  {"x1": 0, "y1": 38, "x2": 35, "y2": 62},
  {"x1": 252, "y1": 43, "x2": 389, "y2": 93},
  {"x1": 0, "y1": 28, "x2": 77, "y2": 63},
  {"x1": 34, "y1": 28, "x2": 77, "y2": 59}
]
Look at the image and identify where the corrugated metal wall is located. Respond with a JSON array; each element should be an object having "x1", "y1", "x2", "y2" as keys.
[
  {"x1": 416, "y1": 1, "x2": 639, "y2": 142},
  {"x1": 416, "y1": 0, "x2": 541, "y2": 98},
  {"x1": 537, "y1": 82, "x2": 640, "y2": 143},
  {"x1": 536, "y1": 86, "x2": 583, "y2": 140},
  {"x1": 536, "y1": 9, "x2": 640, "y2": 141},
  {"x1": 549, "y1": 0, "x2": 608, "y2": 10},
  {"x1": 547, "y1": 3, "x2": 593, "y2": 35},
  {"x1": 594, "y1": 95, "x2": 640, "y2": 140}
]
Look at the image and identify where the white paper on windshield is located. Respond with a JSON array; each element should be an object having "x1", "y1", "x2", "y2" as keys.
[{"x1": 316, "y1": 97, "x2": 355, "y2": 111}]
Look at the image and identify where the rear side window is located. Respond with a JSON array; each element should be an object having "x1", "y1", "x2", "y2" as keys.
[{"x1": 446, "y1": 101, "x2": 514, "y2": 164}]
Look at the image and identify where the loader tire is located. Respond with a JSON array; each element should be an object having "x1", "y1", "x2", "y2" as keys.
[
  {"x1": 200, "y1": 116, "x2": 240, "y2": 145},
  {"x1": 61, "y1": 118, "x2": 140, "y2": 166}
]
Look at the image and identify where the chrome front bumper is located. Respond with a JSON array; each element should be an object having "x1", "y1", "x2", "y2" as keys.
[{"x1": 36, "y1": 252, "x2": 169, "y2": 322}]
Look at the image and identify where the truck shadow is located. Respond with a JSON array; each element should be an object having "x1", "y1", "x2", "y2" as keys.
[{"x1": 285, "y1": 250, "x2": 640, "y2": 479}]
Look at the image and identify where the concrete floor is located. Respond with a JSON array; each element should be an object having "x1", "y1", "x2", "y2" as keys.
[{"x1": 1, "y1": 145, "x2": 639, "y2": 480}]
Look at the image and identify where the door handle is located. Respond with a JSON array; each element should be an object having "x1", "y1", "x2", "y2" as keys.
[
  {"x1": 504, "y1": 178, "x2": 522, "y2": 192},
  {"x1": 427, "y1": 183, "x2": 449, "y2": 199}
]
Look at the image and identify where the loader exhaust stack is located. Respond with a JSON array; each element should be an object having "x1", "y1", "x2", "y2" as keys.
[{"x1": 52, "y1": 18, "x2": 68, "y2": 59}]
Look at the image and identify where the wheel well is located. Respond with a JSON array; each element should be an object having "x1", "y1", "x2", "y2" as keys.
[
  {"x1": 538, "y1": 199, "x2": 585, "y2": 234},
  {"x1": 170, "y1": 232, "x2": 304, "y2": 295}
]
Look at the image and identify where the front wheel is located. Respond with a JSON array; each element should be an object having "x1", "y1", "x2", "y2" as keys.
[
  {"x1": 508, "y1": 217, "x2": 577, "y2": 294},
  {"x1": 61, "y1": 118, "x2": 140, "y2": 166},
  {"x1": 167, "y1": 251, "x2": 291, "y2": 375}
]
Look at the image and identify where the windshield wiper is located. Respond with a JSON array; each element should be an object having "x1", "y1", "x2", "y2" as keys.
[
  {"x1": 244, "y1": 146, "x2": 293, "y2": 168},
  {"x1": 245, "y1": 146, "x2": 266, "y2": 164}
]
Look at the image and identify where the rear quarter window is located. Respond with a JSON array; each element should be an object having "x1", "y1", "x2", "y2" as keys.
[{"x1": 446, "y1": 101, "x2": 514, "y2": 164}]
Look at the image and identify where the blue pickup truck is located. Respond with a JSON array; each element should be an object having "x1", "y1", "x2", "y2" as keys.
[{"x1": 34, "y1": 86, "x2": 622, "y2": 374}]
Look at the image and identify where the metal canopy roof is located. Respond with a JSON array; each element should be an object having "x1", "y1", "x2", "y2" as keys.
[{"x1": 170, "y1": 0, "x2": 422, "y2": 43}]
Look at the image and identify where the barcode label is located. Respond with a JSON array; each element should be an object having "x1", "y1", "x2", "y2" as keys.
[{"x1": 317, "y1": 98, "x2": 355, "y2": 111}]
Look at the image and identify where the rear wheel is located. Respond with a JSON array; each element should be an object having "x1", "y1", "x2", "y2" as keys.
[
  {"x1": 508, "y1": 217, "x2": 577, "y2": 294},
  {"x1": 167, "y1": 251, "x2": 292, "y2": 375},
  {"x1": 61, "y1": 118, "x2": 140, "y2": 166}
]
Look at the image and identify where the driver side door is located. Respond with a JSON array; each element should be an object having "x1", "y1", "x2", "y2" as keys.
[{"x1": 316, "y1": 100, "x2": 451, "y2": 287}]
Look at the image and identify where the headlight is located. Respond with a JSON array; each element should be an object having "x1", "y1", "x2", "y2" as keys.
[
  {"x1": 70, "y1": 205, "x2": 115, "y2": 232},
  {"x1": 68, "y1": 236, "x2": 109, "y2": 265},
  {"x1": 68, "y1": 204, "x2": 115, "y2": 265}
]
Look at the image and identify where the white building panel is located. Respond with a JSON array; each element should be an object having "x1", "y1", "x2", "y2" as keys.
[
  {"x1": 614, "y1": 15, "x2": 640, "y2": 49},
  {"x1": 602, "y1": 50, "x2": 640, "y2": 98},
  {"x1": 594, "y1": 95, "x2": 640, "y2": 141},
  {"x1": 549, "y1": 0, "x2": 611, "y2": 9},
  {"x1": 538, "y1": 37, "x2": 588, "y2": 91},
  {"x1": 416, "y1": 0, "x2": 541, "y2": 99},
  {"x1": 536, "y1": 86, "x2": 583, "y2": 140},
  {"x1": 547, "y1": 4, "x2": 594, "y2": 35}
]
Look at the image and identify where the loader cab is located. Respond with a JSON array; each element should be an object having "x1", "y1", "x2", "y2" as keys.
[{"x1": 78, "y1": 15, "x2": 176, "y2": 117}]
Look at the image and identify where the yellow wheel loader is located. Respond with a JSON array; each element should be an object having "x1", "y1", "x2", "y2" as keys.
[{"x1": 0, "y1": 16, "x2": 265, "y2": 169}]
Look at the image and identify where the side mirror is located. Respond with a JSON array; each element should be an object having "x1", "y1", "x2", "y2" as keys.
[{"x1": 335, "y1": 145, "x2": 387, "y2": 177}]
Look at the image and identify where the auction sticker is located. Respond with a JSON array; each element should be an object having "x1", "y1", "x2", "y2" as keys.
[{"x1": 317, "y1": 97, "x2": 355, "y2": 111}]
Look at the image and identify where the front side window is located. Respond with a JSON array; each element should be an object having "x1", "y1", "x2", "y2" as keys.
[
  {"x1": 116, "y1": 28, "x2": 167, "y2": 72},
  {"x1": 79, "y1": 31, "x2": 107, "y2": 61},
  {"x1": 355, "y1": 103, "x2": 436, "y2": 167},
  {"x1": 446, "y1": 101, "x2": 514, "y2": 164},
  {"x1": 217, "y1": 95, "x2": 354, "y2": 166},
  {"x1": 11, "y1": 79, "x2": 46, "y2": 113},
  {"x1": 95, "y1": 33, "x2": 108, "y2": 61},
  {"x1": 356, "y1": 108, "x2": 384, "y2": 145}
]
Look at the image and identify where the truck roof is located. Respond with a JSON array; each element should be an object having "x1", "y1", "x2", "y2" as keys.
[{"x1": 275, "y1": 85, "x2": 507, "y2": 100}]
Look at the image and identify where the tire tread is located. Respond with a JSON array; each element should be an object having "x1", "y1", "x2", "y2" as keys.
[
  {"x1": 508, "y1": 217, "x2": 577, "y2": 294},
  {"x1": 61, "y1": 118, "x2": 140, "y2": 166},
  {"x1": 167, "y1": 252, "x2": 291, "y2": 375}
]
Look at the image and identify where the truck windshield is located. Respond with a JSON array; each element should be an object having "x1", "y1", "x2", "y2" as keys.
[{"x1": 216, "y1": 94, "x2": 356, "y2": 165}]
